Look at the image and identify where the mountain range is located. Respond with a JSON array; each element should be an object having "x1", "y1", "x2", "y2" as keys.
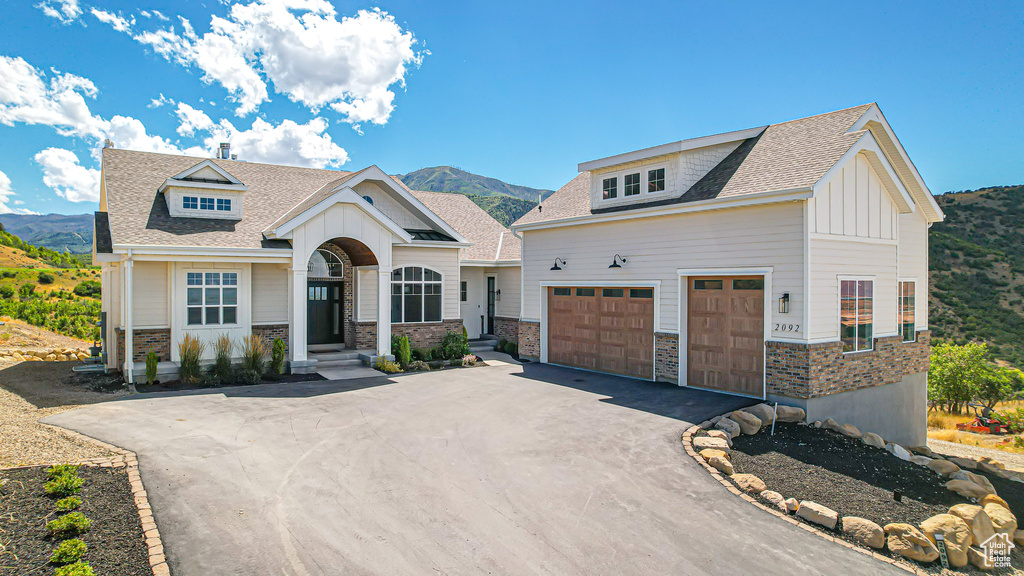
[{"x1": 0, "y1": 213, "x2": 93, "y2": 255}]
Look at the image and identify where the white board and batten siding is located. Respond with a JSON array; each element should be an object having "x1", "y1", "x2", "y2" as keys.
[
  {"x1": 252, "y1": 263, "x2": 289, "y2": 324},
  {"x1": 460, "y1": 267, "x2": 485, "y2": 338},
  {"x1": 808, "y1": 153, "x2": 899, "y2": 240},
  {"x1": 521, "y1": 202, "x2": 805, "y2": 337},
  {"x1": 352, "y1": 182, "x2": 433, "y2": 230},
  {"x1": 289, "y1": 203, "x2": 394, "y2": 269},
  {"x1": 393, "y1": 245, "x2": 461, "y2": 320}
]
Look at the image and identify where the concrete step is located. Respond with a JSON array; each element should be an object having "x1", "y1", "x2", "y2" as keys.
[
  {"x1": 316, "y1": 358, "x2": 365, "y2": 369},
  {"x1": 309, "y1": 350, "x2": 363, "y2": 362},
  {"x1": 470, "y1": 343, "x2": 498, "y2": 353}
]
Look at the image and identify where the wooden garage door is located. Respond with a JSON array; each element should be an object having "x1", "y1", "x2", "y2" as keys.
[
  {"x1": 687, "y1": 276, "x2": 764, "y2": 396},
  {"x1": 548, "y1": 287, "x2": 654, "y2": 379}
]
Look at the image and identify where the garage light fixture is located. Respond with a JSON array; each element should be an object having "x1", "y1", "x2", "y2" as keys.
[
  {"x1": 779, "y1": 292, "x2": 790, "y2": 314},
  {"x1": 551, "y1": 258, "x2": 566, "y2": 271},
  {"x1": 608, "y1": 254, "x2": 627, "y2": 268}
]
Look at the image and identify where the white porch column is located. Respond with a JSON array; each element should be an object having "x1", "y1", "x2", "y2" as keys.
[
  {"x1": 291, "y1": 268, "x2": 308, "y2": 362},
  {"x1": 377, "y1": 268, "x2": 391, "y2": 356},
  {"x1": 122, "y1": 257, "x2": 134, "y2": 383}
]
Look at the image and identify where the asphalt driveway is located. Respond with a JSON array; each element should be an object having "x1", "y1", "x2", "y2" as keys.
[{"x1": 46, "y1": 361, "x2": 904, "y2": 576}]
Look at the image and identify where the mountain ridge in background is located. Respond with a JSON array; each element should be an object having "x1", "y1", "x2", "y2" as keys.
[
  {"x1": 399, "y1": 166, "x2": 554, "y2": 202},
  {"x1": 0, "y1": 213, "x2": 93, "y2": 255}
]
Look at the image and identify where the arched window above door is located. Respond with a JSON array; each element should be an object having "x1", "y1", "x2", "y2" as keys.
[{"x1": 307, "y1": 249, "x2": 344, "y2": 279}]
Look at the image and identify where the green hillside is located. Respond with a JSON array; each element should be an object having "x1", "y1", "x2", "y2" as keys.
[
  {"x1": 0, "y1": 213, "x2": 92, "y2": 254},
  {"x1": 400, "y1": 166, "x2": 553, "y2": 202},
  {"x1": 929, "y1": 184, "x2": 1024, "y2": 367},
  {"x1": 465, "y1": 194, "x2": 537, "y2": 227}
]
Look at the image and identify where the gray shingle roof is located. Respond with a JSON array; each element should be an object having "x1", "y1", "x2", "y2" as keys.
[
  {"x1": 514, "y1": 104, "x2": 874, "y2": 226},
  {"x1": 410, "y1": 190, "x2": 521, "y2": 261}
]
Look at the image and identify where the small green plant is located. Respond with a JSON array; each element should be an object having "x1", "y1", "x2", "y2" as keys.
[
  {"x1": 0, "y1": 284, "x2": 13, "y2": 298},
  {"x1": 38, "y1": 271, "x2": 55, "y2": 284},
  {"x1": 145, "y1": 351, "x2": 159, "y2": 385},
  {"x1": 496, "y1": 338, "x2": 508, "y2": 352},
  {"x1": 462, "y1": 325, "x2": 468, "y2": 340},
  {"x1": 46, "y1": 512, "x2": 91, "y2": 536},
  {"x1": 50, "y1": 539, "x2": 87, "y2": 564},
  {"x1": 211, "y1": 334, "x2": 234, "y2": 384},
  {"x1": 45, "y1": 475, "x2": 84, "y2": 498},
  {"x1": 1, "y1": 270, "x2": 15, "y2": 278},
  {"x1": 178, "y1": 333, "x2": 206, "y2": 385},
  {"x1": 19, "y1": 282, "x2": 35, "y2": 297},
  {"x1": 54, "y1": 561, "x2": 95, "y2": 576},
  {"x1": 411, "y1": 348, "x2": 430, "y2": 362},
  {"x1": 241, "y1": 333, "x2": 268, "y2": 376},
  {"x1": 503, "y1": 342, "x2": 518, "y2": 357},
  {"x1": 47, "y1": 464, "x2": 80, "y2": 480},
  {"x1": 374, "y1": 358, "x2": 402, "y2": 374},
  {"x1": 394, "y1": 334, "x2": 411, "y2": 369},
  {"x1": 408, "y1": 360, "x2": 429, "y2": 371},
  {"x1": 440, "y1": 330, "x2": 469, "y2": 360},
  {"x1": 270, "y1": 337, "x2": 286, "y2": 375},
  {"x1": 55, "y1": 496, "x2": 82, "y2": 511},
  {"x1": 72, "y1": 280, "x2": 101, "y2": 298},
  {"x1": 429, "y1": 347, "x2": 443, "y2": 361},
  {"x1": 238, "y1": 368, "x2": 262, "y2": 385}
]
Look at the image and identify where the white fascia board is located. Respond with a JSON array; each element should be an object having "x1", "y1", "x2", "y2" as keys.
[
  {"x1": 511, "y1": 187, "x2": 812, "y2": 232},
  {"x1": 111, "y1": 244, "x2": 292, "y2": 261},
  {"x1": 400, "y1": 240, "x2": 474, "y2": 248},
  {"x1": 812, "y1": 131, "x2": 915, "y2": 213},
  {"x1": 460, "y1": 260, "x2": 521, "y2": 267},
  {"x1": 158, "y1": 179, "x2": 248, "y2": 194},
  {"x1": 347, "y1": 166, "x2": 470, "y2": 244},
  {"x1": 578, "y1": 126, "x2": 766, "y2": 172},
  {"x1": 268, "y1": 187, "x2": 414, "y2": 243},
  {"x1": 170, "y1": 159, "x2": 244, "y2": 184}
]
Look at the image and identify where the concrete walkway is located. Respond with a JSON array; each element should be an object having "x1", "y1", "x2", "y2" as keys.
[{"x1": 46, "y1": 362, "x2": 905, "y2": 576}]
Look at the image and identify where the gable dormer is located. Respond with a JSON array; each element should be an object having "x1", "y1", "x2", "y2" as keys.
[{"x1": 159, "y1": 159, "x2": 248, "y2": 220}]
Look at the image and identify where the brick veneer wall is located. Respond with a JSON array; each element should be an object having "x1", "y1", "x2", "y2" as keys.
[
  {"x1": 253, "y1": 324, "x2": 289, "y2": 355},
  {"x1": 766, "y1": 331, "x2": 931, "y2": 399},
  {"x1": 392, "y1": 319, "x2": 465, "y2": 350},
  {"x1": 116, "y1": 328, "x2": 171, "y2": 364},
  {"x1": 355, "y1": 322, "x2": 377, "y2": 350},
  {"x1": 314, "y1": 243, "x2": 356, "y2": 347},
  {"x1": 494, "y1": 316, "x2": 519, "y2": 343},
  {"x1": 655, "y1": 332, "x2": 679, "y2": 383},
  {"x1": 519, "y1": 321, "x2": 540, "y2": 359}
]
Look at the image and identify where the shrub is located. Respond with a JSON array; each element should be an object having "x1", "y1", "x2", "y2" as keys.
[
  {"x1": 72, "y1": 280, "x2": 101, "y2": 298},
  {"x1": 429, "y1": 347, "x2": 443, "y2": 361},
  {"x1": 503, "y1": 342, "x2": 518, "y2": 357},
  {"x1": 408, "y1": 360, "x2": 429, "y2": 371},
  {"x1": 211, "y1": 334, "x2": 234, "y2": 384},
  {"x1": 19, "y1": 282, "x2": 35, "y2": 297},
  {"x1": 1, "y1": 270, "x2": 15, "y2": 278},
  {"x1": 37, "y1": 271, "x2": 54, "y2": 285},
  {"x1": 440, "y1": 330, "x2": 469, "y2": 360},
  {"x1": 270, "y1": 337, "x2": 286, "y2": 375},
  {"x1": 496, "y1": 338, "x2": 508, "y2": 352},
  {"x1": 238, "y1": 369, "x2": 262, "y2": 385},
  {"x1": 395, "y1": 335, "x2": 411, "y2": 369},
  {"x1": 54, "y1": 561, "x2": 95, "y2": 576},
  {"x1": 45, "y1": 475, "x2": 84, "y2": 498},
  {"x1": 374, "y1": 358, "x2": 402, "y2": 374},
  {"x1": 55, "y1": 496, "x2": 82, "y2": 511},
  {"x1": 241, "y1": 334, "x2": 268, "y2": 376},
  {"x1": 145, "y1": 351, "x2": 159, "y2": 385},
  {"x1": 0, "y1": 285, "x2": 13, "y2": 299},
  {"x1": 50, "y1": 538, "x2": 87, "y2": 564},
  {"x1": 411, "y1": 348, "x2": 430, "y2": 362},
  {"x1": 461, "y1": 354, "x2": 477, "y2": 367},
  {"x1": 46, "y1": 512, "x2": 91, "y2": 536},
  {"x1": 47, "y1": 464, "x2": 80, "y2": 480},
  {"x1": 178, "y1": 334, "x2": 206, "y2": 385}
]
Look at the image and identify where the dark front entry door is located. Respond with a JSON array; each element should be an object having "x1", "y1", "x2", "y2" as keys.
[
  {"x1": 486, "y1": 277, "x2": 496, "y2": 335},
  {"x1": 308, "y1": 281, "x2": 344, "y2": 345}
]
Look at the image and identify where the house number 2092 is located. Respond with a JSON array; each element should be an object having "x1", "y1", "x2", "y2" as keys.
[{"x1": 774, "y1": 324, "x2": 800, "y2": 332}]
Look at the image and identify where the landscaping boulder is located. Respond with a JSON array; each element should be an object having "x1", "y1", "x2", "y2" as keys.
[
  {"x1": 796, "y1": 501, "x2": 838, "y2": 530},
  {"x1": 948, "y1": 456, "x2": 979, "y2": 470},
  {"x1": 909, "y1": 445, "x2": 938, "y2": 458},
  {"x1": 886, "y1": 442, "x2": 913, "y2": 462},
  {"x1": 980, "y1": 494, "x2": 1010, "y2": 511},
  {"x1": 949, "y1": 504, "x2": 996, "y2": 547},
  {"x1": 884, "y1": 523, "x2": 940, "y2": 563},
  {"x1": 729, "y1": 411, "x2": 762, "y2": 435},
  {"x1": 979, "y1": 456, "x2": 1006, "y2": 470},
  {"x1": 841, "y1": 516, "x2": 884, "y2": 549},
  {"x1": 714, "y1": 418, "x2": 741, "y2": 439},
  {"x1": 759, "y1": 490, "x2": 786, "y2": 512},
  {"x1": 967, "y1": 545, "x2": 994, "y2": 570},
  {"x1": 732, "y1": 474, "x2": 766, "y2": 495},
  {"x1": 820, "y1": 418, "x2": 841, "y2": 432},
  {"x1": 951, "y1": 470, "x2": 996, "y2": 494},
  {"x1": 784, "y1": 498, "x2": 799, "y2": 513},
  {"x1": 697, "y1": 420, "x2": 713, "y2": 430},
  {"x1": 861, "y1": 432, "x2": 885, "y2": 449},
  {"x1": 693, "y1": 436, "x2": 731, "y2": 453},
  {"x1": 741, "y1": 404, "x2": 776, "y2": 426},
  {"x1": 909, "y1": 455, "x2": 933, "y2": 467},
  {"x1": 978, "y1": 460, "x2": 1011, "y2": 480},
  {"x1": 945, "y1": 479, "x2": 995, "y2": 499},
  {"x1": 708, "y1": 455, "x2": 734, "y2": 475},
  {"x1": 984, "y1": 503, "x2": 1017, "y2": 537},
  {"x1": 774, "y1": 405, "x2": 805, "y2": 423},
  {"x1": 698, "y1": 448, "x2": 729, "y2": 463},
  {"x1": 813, "y1": 420, "x2": 823, "y2": 428},
  {"x1": 706, "y1": 429, "x2": 733, "y2": 447},
  {"x1": 709, "y1": 415, "x2": 724, "y2": 425},
  {"x1": 920, "y1": 513, "x2": 972, "y2": 568},
  {"x1": 838, "y1": 423, "x2": 862, "y2": 439},
  {"x1": 928, "y1": 459, "x2": 961, "y2": 478}
]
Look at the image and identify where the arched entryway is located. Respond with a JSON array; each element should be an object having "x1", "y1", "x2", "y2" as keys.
[{"x1": 306, "y1": 238, "x2": 379, "y2": 350}]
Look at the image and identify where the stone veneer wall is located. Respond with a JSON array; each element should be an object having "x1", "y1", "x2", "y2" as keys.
[
  {"x1": 252, "y1": 324, "x2": 289, "y2": 355},
  {"x1": 314, "y1": 242, "x2": 356, "y2": 348},
  {"x1": 766, "y1": 331, "x2": 931, "y2": 399},
  {"x1": 493, "y1": 316, "x2": 519, "y2": 344},
  {"x1": 518, "y1": 321, "x2": 540, "y2": 359},
  {"x1": 392, "y1": 319, "x2": 465, "y2": 350},
  {"x1": 654, "y1": 332, "x2": 679, "y2": 383},
  {"x1": 116, "y1": 328, "x2": 171, "y2": 364}
]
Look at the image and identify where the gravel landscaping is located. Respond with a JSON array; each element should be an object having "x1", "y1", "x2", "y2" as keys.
[{"x1": 0, "y1": 466, "x2": 150, "y2": 576}]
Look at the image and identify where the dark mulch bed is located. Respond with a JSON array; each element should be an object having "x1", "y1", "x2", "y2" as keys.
[
  {"x1": 134, "y1": 371, "x2": 325, "y2": 393},
  {"x1": 0, "y1": 466, "x2": 150, "y2": 576},
  {"x1": 721, "y1": 423, "x2": 1024, "y2": 573}
]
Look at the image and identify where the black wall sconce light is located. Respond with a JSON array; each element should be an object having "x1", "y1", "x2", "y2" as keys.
[
  {"x1": 609, "y1": 254, "x2": 627, "y2": 268},
  {"x1": 495, "y1": 289, "x2": 502, "y2": 301},
  {"x1": 551, "y1": 258, "x2": 567, "y2": 271},
  {"x1": 779, "y1": 292, "x2": 790, "y2": 314}
]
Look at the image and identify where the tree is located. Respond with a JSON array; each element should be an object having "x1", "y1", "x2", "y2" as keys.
[
  {"x1": 974, "y1": 364, "x2": 1015, "y2": 410},
  {"x1": 928, "y1": 341, "x2": 989, "y2": 413}
]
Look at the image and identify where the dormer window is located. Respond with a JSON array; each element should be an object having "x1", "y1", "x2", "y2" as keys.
[
  {"x1": 183, "y1": 196, "x2": 198, "y2": 210},
  {"x1": 217, "y1": 198, "x2": 231, "y2": 211},
  {"x1": 200, "y1": 197, "x2": 215, "y2": 210},
  {"x1": 624, "y1": 173, "x2": 641, "y2": 196},
  {"x1": 602, "y1": 177, "x2": 617, "y2": 199},
  {"x1": 161, "y1": 159, "x2": 247, "y2": 221},
  {"x1": 648, "y1": 168, "x2": 665, "y2": 193}
]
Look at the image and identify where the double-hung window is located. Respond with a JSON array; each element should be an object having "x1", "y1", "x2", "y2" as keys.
[
  {"x1": 840, "y1": 279, "x2": 873, "y2": 352},
  {"x1": 187, "y1": 272, "x2": 238, "y2": 326},
  {"x1": 460, "y1": 281, "x2": 467, "y2": 302},
  {"x1": 391, "y1": 267, "x2": 442, "y2": 323},
  {"x1": 216, "y1": 198, "x2": 231, "y2": 211},
  {"x1": 648, "y1": 168, "x2": 665, "y2": 192},
  {"x1": 602, "y1": 177, "x2": 617, "y2": 199},
  {"x1": 183, "y1": 196, "x2": 198, "y2": 210},
  {"x1": 200, "y1": 197, "x2": 215, "y2": 210},
  {"x1": 899, "y1": 281, "x2": 916, "y2": 342},
  {"x1": 624, "y1": 173, "x2": 640, "y2": 196}
]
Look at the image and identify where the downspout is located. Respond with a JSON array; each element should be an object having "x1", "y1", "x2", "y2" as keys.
[{"x1": 123, "y1": 249, "x2": 134, "y2": 385}]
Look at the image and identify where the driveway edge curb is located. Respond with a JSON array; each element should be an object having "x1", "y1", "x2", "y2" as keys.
[
  {"x1": 41, "y1": 423, "x2": 171, "y2": 576},
  {"x1": 681, "y1": 422, "x2": 927, "y2": 576}
]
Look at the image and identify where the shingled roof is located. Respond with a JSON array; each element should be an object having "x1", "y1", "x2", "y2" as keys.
[
  {"x1": 514, "y1": 104, "x2": 876, "y2": 226},
  {"x1": 411, "y1": 190, "x2": 521, "y2": 261}
]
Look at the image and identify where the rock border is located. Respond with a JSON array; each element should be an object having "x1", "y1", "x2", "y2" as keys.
[{"x1": 681, "y1": 422, "x2": 927, "y2": 576}]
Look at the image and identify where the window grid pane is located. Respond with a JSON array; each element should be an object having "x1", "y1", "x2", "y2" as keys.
[
  {"x1": 391, "y1": 268, "x2": 442, "y2": 323},
  {"x1": 602, "y1": 177, "x2": 617, "y2": 199},
  {"x1": 183, "y1": 196, "x2": 198, "y2": 210},
  {"x1": 200, "y1": 197, "x2": 215, "y2": 210},
  {"x1": 840, "y1": 279, "x2": 874, "y2": 352},
  {"x1": 624, "y1": 173, "x2": 640, "y2": 196},
  {"x1": 216, "y1": 198, "x2": 231, "y2": 211},
  {"x1": 186, "y1": 271, "x2": 239, "y2": 326},
  {"x1": 648, "y1": 168, "x2": 665, "y2": 192}
]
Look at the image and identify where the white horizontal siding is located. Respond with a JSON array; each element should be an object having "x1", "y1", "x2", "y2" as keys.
[
  {"x1": 393, "y1": 246, "x2": 461, "y2": 320},
  {"x1": 898, "y1": 209, "x2": 929, "y2": 330},
  {"x1": 807, "y1": 238, "x2": 898, "y2": 340},
  {"x1": 809, "y1": 153, "x2": 898, "y2": 240},
  {"x1": 252, "y1": 263, "x2": 288, "y2": 324},
  {"x1": 521, "y1": 202, "x2": 805, "y2": 336},
  {"x1": 132, "y1": 261, "x2": 168, "y2": 328}
]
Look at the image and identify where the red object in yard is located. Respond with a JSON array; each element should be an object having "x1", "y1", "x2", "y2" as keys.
[{"x1": 956, "y1": 404, "x2": 1012, "y2": 434}]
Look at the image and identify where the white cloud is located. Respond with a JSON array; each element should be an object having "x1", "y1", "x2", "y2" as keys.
[
  {"x1": 125, "y1": 1, "x2": 424, "y2": 123},
  {"x1": 151, "y1": 10, "x2": 170, "y2": 21},
  {"x1": 174, "y1": 103, "x2": 214, "y2": 136},
  {"x1": 0, "y1": 170, "x2": 38, "y2": 214},
  {"x1": 34, "y1": 148, "x2": 100, "y2": 203},
  {"x1": 148, "y1": 93, "x2": 174, "y2": 108},
  {"x1": 36, "y1": 0, "x2": 81, "y2": 24},
  {"x1": 189, "y1": 116, "x2": 348, "y2": 168},
  {"x1": 0, "y1": 56, "x2": 107, "y2": 139},
  {"x1": 90, "y1": 8, "x2": 134, "y2": 33}
]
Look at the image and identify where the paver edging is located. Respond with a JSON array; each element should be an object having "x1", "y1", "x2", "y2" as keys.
[
  {"x1": 37, "y1": 423, "x2": 171, "y2": 576},
  {"x1": 681, "y1": 421, "x2": 927, "y2": 576}
]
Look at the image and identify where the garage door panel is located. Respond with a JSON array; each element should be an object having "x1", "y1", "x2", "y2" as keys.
[{"x1": 687, "y1": 276, "x2": 764, "y2": 397}]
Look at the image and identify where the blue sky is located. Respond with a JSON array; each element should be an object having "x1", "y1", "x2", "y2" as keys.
[{"x1": 0, "y1": 0, "x2": 1020, "y2": 215}]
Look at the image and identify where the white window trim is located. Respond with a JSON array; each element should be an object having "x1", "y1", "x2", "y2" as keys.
[
  {"x1": 645, "y1": 165, "x2": 667, "y2": 194},
  {"x1": 623, "y1": 171, "x2": 642, "y2": 197},
  {"x1": 185, "y1": 270, "x2": 240, "y2": 328},
  {"x1": 460, "y1": 280, "x2": 467, "y2": 302},
  {"x1": 898, "y1": 277, "x2": 917, "y2": 343},
  {"x1": 838, "y1": 275, "x2": 875, "y2": 354},
  {"x1": 391, "y1": 265, "x2": 444, "y2": 324}
]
